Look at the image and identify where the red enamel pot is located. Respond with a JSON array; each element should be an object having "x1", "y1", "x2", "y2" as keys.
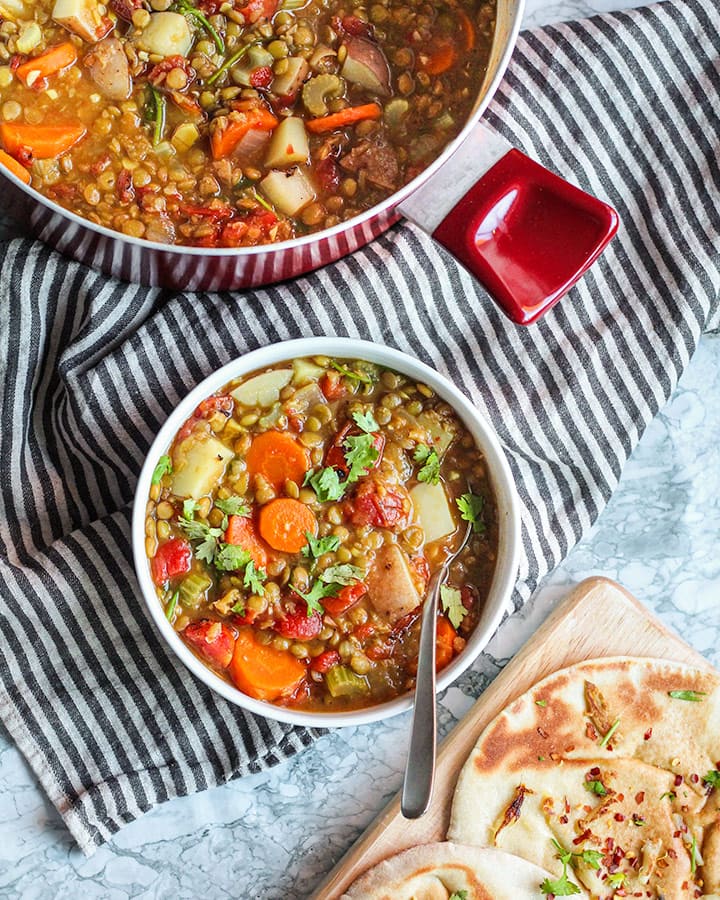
[{"x1": 1, "y1": 0, "x2": 617, "y2": 324}]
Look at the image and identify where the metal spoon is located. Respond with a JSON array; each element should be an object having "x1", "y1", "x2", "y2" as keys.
[{"x1": 401, "y1": 517, "x2": 473, "y2": 818}]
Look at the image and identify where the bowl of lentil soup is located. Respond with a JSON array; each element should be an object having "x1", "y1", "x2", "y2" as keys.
[{"x1": 133, "y1": 338, "x2": 520, "y2": 726}]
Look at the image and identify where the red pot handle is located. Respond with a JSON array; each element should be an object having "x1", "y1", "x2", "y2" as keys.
[{"x1": 399, "y1": 124, "x2": 619, "y2": 325}]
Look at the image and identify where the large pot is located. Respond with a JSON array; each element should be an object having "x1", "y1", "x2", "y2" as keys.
[{"x1": 1, "y1": 0, "x2": 617, "y2": 323}]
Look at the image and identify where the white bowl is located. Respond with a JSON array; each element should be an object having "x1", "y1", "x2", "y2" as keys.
[{"x1": 133, "y1": 337, "x2": 521, "y2": 728}]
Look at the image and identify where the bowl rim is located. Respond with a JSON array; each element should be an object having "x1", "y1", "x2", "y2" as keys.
[{"x1": 132, "y1": 337, "x2": 521, "y2": 728}]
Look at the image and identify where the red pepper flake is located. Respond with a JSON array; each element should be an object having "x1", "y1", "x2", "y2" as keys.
[
  {"x1": 667, "y1": 848, "x2": 678, "y2": 859},
  {"x1": 573, "y1": 829, "x2": 591, "y2": 845},
  {"x1": 635, "y1": 791, "x2": 645, "y2": 804},
  {"x1": 674, "y1": 774, "x2": 684, "y2": 786},
  {"x1": 615, "y1": 813, "x2": 626, "y2": 822},
  {"x1": 586, "y1": 722, "x2": 598, "y2": 740},
  {"x1": 589, "y1": 766, "x2": 601, "y2": 777},
  {"x1": 559, "y1": 815, "x2": 569, "y2": 824},
  {"x1": 537, "y1": 726, "x2": 549, "y2": 739},
  {"x1": 644, "y1": 728, "x2": 653, "y2": 740},
  {"x1": 690, "y1": 773, "x2": 699, "y2": 783}
]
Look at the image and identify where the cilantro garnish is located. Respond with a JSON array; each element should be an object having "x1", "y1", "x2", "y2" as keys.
[
  {"x1": 230, "y1": 597, "x2": 246, "y2": 615},
  {"x1": 305, "y1": 466, "x2": 345, "y2": 503},
  {"x1": 703, "y1": 769, "x2": 720, "y2": 789},
  {"x1": 660, "y1": 791, "x2": 677, "y2": 800},
  {"x1": 535, "y1": 699, "x2": 548, "y2": 708},
  {"x1": 295, "y1": 579, "x2": 341, "y2": 616},
  {"x1": 541, "y1": 840, "x2": 590, "y2": 895},
  {"x1": 550, "y1": 839, "x2": 601, "y2": 871},
  {"x1": 214, "y1": 543, "x2": 252, "y2": 572},
  {"x1": 182, "y1": 499, "x2": 198, "y2": 519},
  {"x1": 584, "y1": 779, "x2": 607, "y2": 797},
  {"x1": 632, "y1": 815, "x2": 645, "y2": 826},
  {"x1": 351, "y1": 409, "x2": 379, "y2": 433},
  {"x1": 577, "y1": 850, "x2": 602, "y2": 870},
  {"x1": 330, "y1": 360, "x2": 375, "y2": 384},
  {"x1": 539, "y1": 870, "x2": 581, "y2": 896},
  {"x1": 319, "y1": 564, "x2": 364, "y2": 586},
  {"x1": 440, "y1": 585, "x2": 467, "y2": 630},
  {"x1": 448, "y1": 893, "x2": 468, "y2": 900},
  {"x1": 456, "y1": 492, "x2": 485, "y2": 533},
  {"x1": 151, "y1": 454, "x2": 172, "y2": 485},
  {"x1": 165, "y1": 589, "x2": 179, "y2": 622},
  {"x1": 414, "y1": 444, "x2": 440, "y2": 485},
  {"x1": 668, "y1": 689, "x2": 706, "y2": 701},
  {"x1": 214, "y1": 496, "x2": 250, "y2": 517},
  {"x1": 243, "y1": 560, "x2": 266, "y2": 595},
  {"x1": 606, "y1": 872, "x2": 626, "y2": 887},
  {"x1": 599, "y1": 717, "x2": 620, "y2": 748},
  {"x1": 302, "y1": 532, "x2": 341, "y2": 560},
  {"x1": 177, "y1": 516, "x2": 223, "y2": 564},
  {"x1": 344, "y1": 433, "x2": 379, "y2": 482}
]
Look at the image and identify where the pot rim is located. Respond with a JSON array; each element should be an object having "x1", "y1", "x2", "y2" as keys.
[
  {"x1": 2, "y1": 0, "x2": 524, "y2": 259},
  {"x1": 132, "y1": 336, "x2": 521, "y2": 728}
]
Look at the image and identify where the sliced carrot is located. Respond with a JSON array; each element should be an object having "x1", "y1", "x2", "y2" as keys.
[
  {"x1": 16, "y1": 42, "x2": 78, "y2": 88},
  {"x1": 306, "y1": 103, "x2": 382, "y2": 134},
  {"x1": 224, "y1": 514, "x2": 269, "y2": 568},
  {"x1": 0, "y1": 121, "x2": 86, "y2": 160},
  {"x1": 210, "y1": 106, "x2": 278, "y2": 159},
  {"x1": 229, "y1": 627, "x2": 306, "y2": 701},
  {"x1": 0, "y1": 148, "x2": 30, "y2": 184},
  {"x1": 258, "y1": 498, "x2": 317, "y2": 553},
  {"x1": 420, "y1": 40, "x2": 457, "y2": 75},
  {"x1": 246, "y1": 431, "x2": 310, "y2": 492},
  {"x1": 458, "y1": 10, "x2": 476, "y2": 51},
  {"x1": 436, "y1": 615, "x2": 457, "y2": 671}
]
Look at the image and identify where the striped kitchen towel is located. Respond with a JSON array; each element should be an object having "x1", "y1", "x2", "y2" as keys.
[{"x1": 1, "y1": 0, "x2": 718, "y2": 855}]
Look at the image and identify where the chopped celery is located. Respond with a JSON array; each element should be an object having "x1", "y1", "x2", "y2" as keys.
[
  {"x1": 179, "y1": 571, "x2": 213, "y2": 607},
  {"x1": 325, "y1": 665, "x2": 370, "y2": 698}
]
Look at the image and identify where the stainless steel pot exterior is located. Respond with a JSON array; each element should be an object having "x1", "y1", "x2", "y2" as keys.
[{"x1": 0, "y1": 0, "x2": 523, "y2": 291}]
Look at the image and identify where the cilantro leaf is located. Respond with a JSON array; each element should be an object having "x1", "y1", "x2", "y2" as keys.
[
  {"x1": 660, "y1": 791, "x2": 677, "y2": 800},
  {"x1": 351, "y1": 409, "x2": 379, "y2": 433},
  {"x1": 295, "y1": 579, "x2": 341, "y2": 616},
  {"x1": 606, "y1": 872, "x2": 626, "y2": 887},
  {"x1": 578, "y1": 850, "x2": 602, "y2": 870},
  {"x1": 319, "y1": 564, "x2": 364, "y2": 585},
  {"x1": 539, "y1": 871, "x2": 581, "y2": 896},
  {"x1": 703, "y1": 769, "x2": 720, "y2": 789},
  {"x1": 413, "y1": 444, "x2": 440, "y2": 485},
  {"x1": 182, "y1": 499, "x2": 198, "y2": 519},
  {"x1": 177, "y1": 516, "x2": 223, "y2": 563},
  {"x1": 550, "y1": 839, "x2": 573, "y2": 867},
  {"x1": 584, "y1": 779, "x2": 607, "y2": 797},
  {"x1": 440, "y1": 585, "x2": 467, "y2": 630},
  {"x1": 302, "y1": 532, "x2": 341, "y2": 560},
  {"x1": 305, "y1": 466, "x2": 346, "y2": 503},
  {"x1": 448, "y1": 893, "x2": 468, "y2": 900},
  {"x1": 456, "y1": 492, "x2": 485, "y2": 533},
  {"x1": 230, "y1": 597, "x2": 246, "y2": 615},
  {"x1": 243, "y1": 560, "x2": 266, "y2": 595},
  {"x1": 344, "y1": 433, "x2": 379, "y2": 482},
  {"x1": 329, "y1": 360, "x2": 376, "y2": 384},
  {"x1": 151, "y1": 454, "x2": 172, "y2": 485},
  {"x1": 668, "y1": 689, "x2": 706, "y2": 701},
  {"x1": 535, "y1": 699, "x2": 548, "y2": 707},
  {"x1": 214, "y1": 543, "x2": 252, "y2": 572},
  {"x1": 214, "y1": 496, "x2": 250, "y2": 517}
]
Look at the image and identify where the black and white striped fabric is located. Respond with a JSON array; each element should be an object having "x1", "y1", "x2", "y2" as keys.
[{"x1": 1, "y1": 0, "x2": 718, "y2": 855}]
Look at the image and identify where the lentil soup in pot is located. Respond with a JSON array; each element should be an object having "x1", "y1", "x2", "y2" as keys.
[
  {"x1": 145, "y1": 356, "x2": 497, "y2": 711},
  {"x1": 0, "y1": 0, "x2": 495, "y2": 246}
]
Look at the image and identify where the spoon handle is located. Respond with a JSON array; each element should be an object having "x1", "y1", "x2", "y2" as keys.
[{"x1": 400, "y1": 567, "x2": 445, "y2": 818}]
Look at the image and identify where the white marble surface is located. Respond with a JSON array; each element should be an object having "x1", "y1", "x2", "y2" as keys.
[{"x1": 2, "y1": 1, "x2": 716, "y2": 898}]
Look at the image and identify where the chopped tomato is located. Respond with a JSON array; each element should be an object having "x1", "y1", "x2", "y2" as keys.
[
  {"x1": 325, "y1": 422, "x2": 385, "y2": 474},
  {"x1": 277, "y1": 599, "x2": 323, "y2": 640},
  {"x1": 319, "y1": 370, "x2": 346, "y2": 400},
  {"x1": 147, "y1": 55, "x2": 195, "y2": 88},
  {"x1": 195, "y1": 394, "x2": 233, "y2": 419},
  {"x1": 309, "y1": 649, "x2": 341, "y2": 673},
  {"x1": 315, "y1": 155, "x2": 340, "y2": 194},
  {"x1": 323, "y1": 582, "x2": 368, "y2": 617},
  {"x1": 184, "y1": 620, "x2": 235, "y2": 669},
  {"x1": 249, "y1": 65, "x2": 274, "y2": 89},
  {"x1": 352, "y1": 622, "x2": 375, "y2": 642},
  {"x1": 346, "y1": 479, "x2": 409, "y2": 529},
  {"x1": 151, "y1": 538, "x2": 191, "y2": 586},
  {"x1": 236, "y1": 0, "x2": 277, "y2": 22}
]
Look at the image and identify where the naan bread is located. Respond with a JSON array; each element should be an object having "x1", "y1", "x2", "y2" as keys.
[
  {"x1": 340, "y1": 841, "x2": 590, "y2": 899},
  {"x1": 449, "y1": 657, "x2": 720, "y2": 896}
]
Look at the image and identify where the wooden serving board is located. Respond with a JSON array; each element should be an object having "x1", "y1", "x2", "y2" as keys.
[{"x1": 312, "y1": 576, "x2": 713, "y2": 899}]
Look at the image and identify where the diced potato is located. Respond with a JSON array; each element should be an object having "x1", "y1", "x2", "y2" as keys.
[
  {"x1": 171, "y1": 122, "x2": 200, "y2": 152},
  {"x1": 366, "y1": 544, "x2": 421, "y2": 625},
  {"x1": 271, "y1": 56, "x2": 309, "y2": 98},
  {"x1": 230, "y1": 368, "x2": 293, "y2": 407},
  {"x1": 16, "y1": 22, "x2": 42, "y2": 53},
  {"x1": 340, "y1": 38, "x2": 390, "y2": 95},
  {"x1": 410, "y1": 481, "x2": 457, "y2": 544},
  {"x1": 292, "y1": 357, "x2": 325, "y2": 386},
  {"x1": 171, "y1": 435, "x2": 234, "y2": 499},
  {"x1": 265, "y1": 117, "x2": 309, "y2": 168},
  {"x1": 137, "y1": 12, "x2": 192, "y2": 58},
  {"x1": 0, "y1": 0, "x2": 28, "y2": 21},
  {"x1": 260, "y1": 167, "x2": 315, "y2": 217},
  {"x1": 285, "y1": 381, "x2": 324, "y2": 414},
  {"x1": 417, "y1": 410, "x2": 456, "y2": 456},
  {"x1": 52, "y1": 0, "x2": 109, "y2": 41}
]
